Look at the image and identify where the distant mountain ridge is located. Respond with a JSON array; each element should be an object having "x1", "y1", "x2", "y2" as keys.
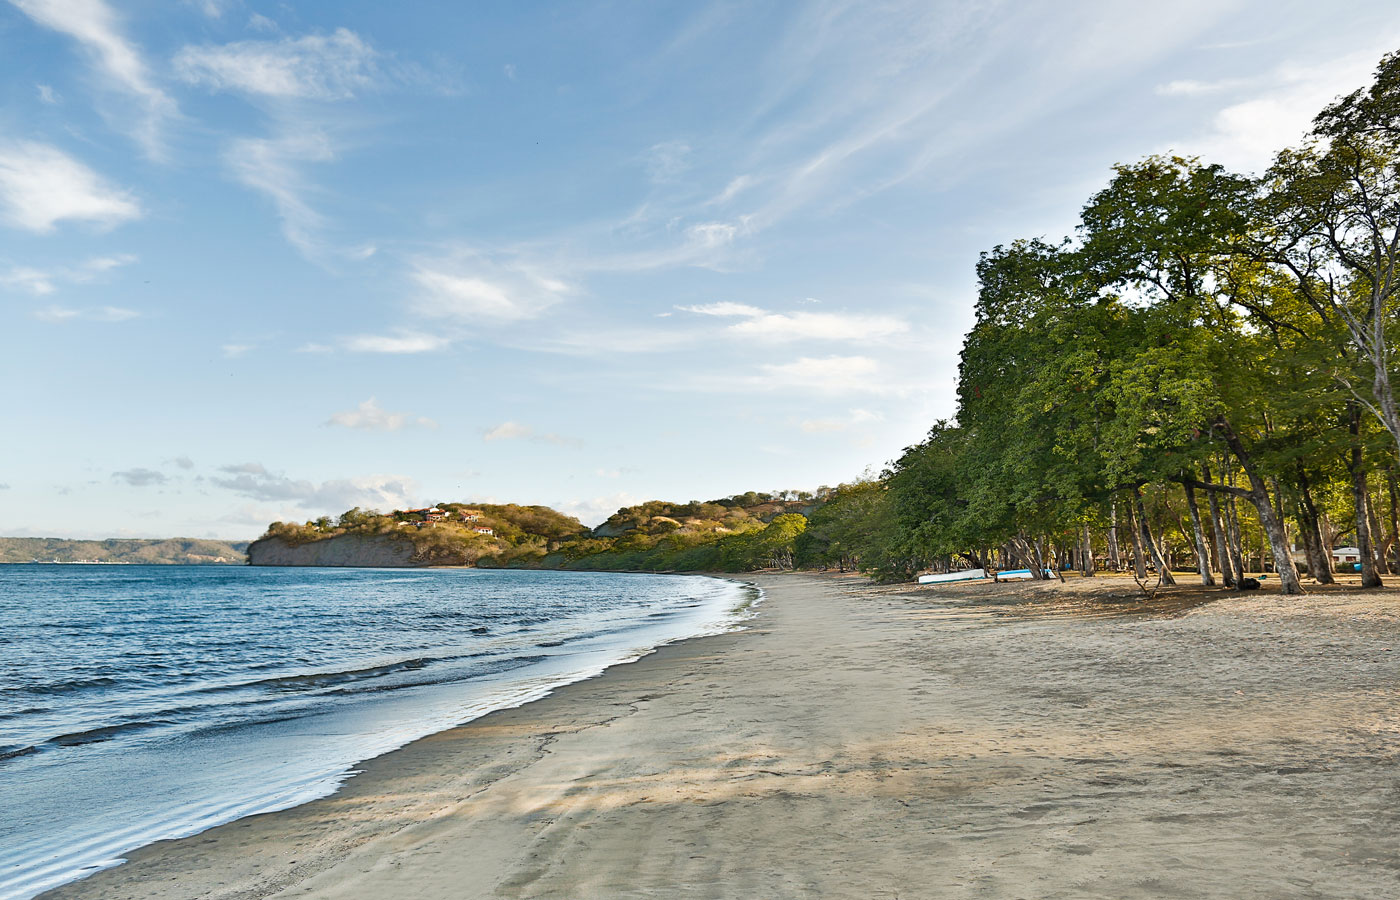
[{"x1": 0, "y1": 537, "x2": 249, "y2": 565}]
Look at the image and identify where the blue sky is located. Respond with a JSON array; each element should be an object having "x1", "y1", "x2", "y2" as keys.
[{"x1": 3, "y1": 0, "x2": 1398, "y2": 539}]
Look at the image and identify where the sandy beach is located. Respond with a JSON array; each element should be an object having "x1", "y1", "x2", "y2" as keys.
[{"x1": 42, "y1": 572, "x2": 1400, "y2": 900}]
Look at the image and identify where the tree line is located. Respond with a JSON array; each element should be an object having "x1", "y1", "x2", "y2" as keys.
[{"x1": 805, "y1": 52, "x2": 1400, "y2": 594}]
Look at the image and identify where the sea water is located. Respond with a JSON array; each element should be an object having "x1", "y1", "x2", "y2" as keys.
[{"x1": 0, "y1": 566, "x2": 754, "y2": 899}]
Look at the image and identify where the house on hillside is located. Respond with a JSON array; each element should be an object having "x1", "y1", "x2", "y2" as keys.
[
  {"x1": 472, "y1": 525, "x2": 494, "y2": 536},
  {"x1": 460, "y1": 510, "x2": 483, "y2": 523}
]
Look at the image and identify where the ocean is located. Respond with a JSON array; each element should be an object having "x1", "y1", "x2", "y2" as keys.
[{"x1": 0, "y1": 565, "x2": 755, "y2": 900}]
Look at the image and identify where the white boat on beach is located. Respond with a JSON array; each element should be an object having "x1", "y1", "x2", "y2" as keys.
[
  {"x1": 994, "y1": 568, "x2": 1054, "y2": 581},
  {"x1": 917, "y1": 568, "x2": 986, "y2": 584}
]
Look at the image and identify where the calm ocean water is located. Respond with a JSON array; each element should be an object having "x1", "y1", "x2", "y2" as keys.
[{"x1": 0, "y1": 565, "x2": 754, "y2": 900}]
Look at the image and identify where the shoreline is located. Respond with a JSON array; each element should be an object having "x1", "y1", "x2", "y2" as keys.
[
  {"x1": 38, "y1": 578, "x2": 767, "y2": 900},
  {"x1": 10, "y1": 571, "x2": 755, "y2": 900},
  {"x1": 41, "y1": 572, "x2": 1400, "y2": 899}
]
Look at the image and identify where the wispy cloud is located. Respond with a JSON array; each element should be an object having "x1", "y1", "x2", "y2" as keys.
[
  {"x1": 676, "y1": 301, "x2": 905, "y2": 342},
  {"x1": 35, "y1": 304, "x2": 139, "y2": 323},
  {"x1": 483, "y1": 421, "x2": 582, "y2": 448},
  {"x1": 1, "y1": 253, "x2": 136, "y2": 294},
  {"x1": 341, "y1": 331, "x2": 452, "y2": 353},
  {"x1": 174, "y1": 28, "x2": 379, "y2": 99},
  {"x1": 225, "y1": 132, "x2": 334, "y2": 257},
  {"x1": 212, "y1": 462, "x2": 420, "y2": 512},
  {"x1": 677, "y1": 301, "x2": 763, "y2": 317},
  {"x1": 410, "y1": 252, "x2": 572, "y2": 324},
  {"x1": 177, "y1": 27, "x2": 383, "y2": 260},
  {"x1": 326, "y1": 398, "x2": 436, "y2": 431},
  {"x1": 10, "y1": 0, "x2": 177, "y2": 156},
  {"x1": 0, "y1": 142, "x2": 140, "y2": 233}
]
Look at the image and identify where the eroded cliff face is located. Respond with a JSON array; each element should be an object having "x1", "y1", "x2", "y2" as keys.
[{"x1": 246, "y1": 534, "x2": 422, "y2": 567}]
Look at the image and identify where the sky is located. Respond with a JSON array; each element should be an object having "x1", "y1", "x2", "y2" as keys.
[{"x1": 2, "y1": 0, "x2": 1398, "y2": 539}]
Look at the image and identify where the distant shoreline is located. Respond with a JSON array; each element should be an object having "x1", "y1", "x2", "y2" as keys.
[{"x1": 0, "y1": 537, "x2": 249, "y2": 566}]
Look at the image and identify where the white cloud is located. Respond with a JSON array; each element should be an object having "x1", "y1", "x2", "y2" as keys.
[
  {"x1": 3, "y1": 267, "x2": 57, "y2": 295},
  {"x1": 226, "y1": 132, "x2": 333, "y2": 256},
  {"x1": 36, "y1": 83, "x2": 58, "y2": 103},
  {"x1": 172, "y1": 456, "x2": 195, "y2": 469},
  {"x1": 10, "y1": 0, "x2": 176, "y2": 155},
  {"x1": 685, "y1": 220, "x2": 740, "y2": 250},
  {"x1": 35, "y1": 304, "x2": 138, "y2": 322},
  {"x1": 342, "y1": 331, "x2": 451, "y2": 353},
  {"x1": 410, "y1": 254, "x2": 572, "y2": 324},
  {"x1": 326, "y1": 398, "x2": 436, "y2": 431},
  {"x1": 33, "y1": 305, "x2": 77, "y2": 322},
  {"x1": 212, "y1": 462, "x2": 420, "y2": 512},
  {"x1": 340, "y1": 333, "x2": 445, "y2": 354},
  {"x1": 1, "y1": 253, "x2": 137, "y2": 294},
  {"x1": 676, "y1": 301, "x2": 906, "y2": 342},
  {"x1": 0, "y1": 142, "x2": 140, "y2": 233},
  {"x1": 760, "y1": 355, "x2": 881, "y2": 391},
  {"x1": 706, "y1": 174, "x2": 756, "y2": 207},
  {"x1": 1155, "y1": 78, "x2": 1247, "y2": 97},
  {"x1": 483, "y1": 421, "x2": 582, "y2": 447},
  {"x1": 221, "y1": 343, "x2": 253, "y2": 358},
  {"x1": 644, "y1": 140, "x2": 691, "y2": 182},
  {"x1": 174, "y1": 28, "x2": 378, "y2": 100},
  {"x1": 677, "y1": 301, "x2": 763, "y2": 317},
  {"x1": 729, "y1": 310, "x2": 905, "y2": 342},
  {"x1": 1165, "y1": 46, "x2": 1392, "y2": 172}
]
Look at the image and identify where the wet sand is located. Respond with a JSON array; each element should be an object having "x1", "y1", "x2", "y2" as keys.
[{"x1": 43, "y1": 572, "x2": 1400, "y2": 899}]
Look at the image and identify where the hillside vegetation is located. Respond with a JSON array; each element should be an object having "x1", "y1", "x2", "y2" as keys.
[
  {"x1": 253, "y1": 503, "x2": 590, "y2": 567},
  {"x1": 0, "y1": 537, "x2": 249, "y2": 565},
  {"x1": 251, "y1": 491, "x2": 831, "y2": 572}
]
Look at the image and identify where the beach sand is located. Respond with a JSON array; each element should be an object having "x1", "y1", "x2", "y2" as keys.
[{"x1": 42, "y1": 572, "x2": 1400, "y2": 899}]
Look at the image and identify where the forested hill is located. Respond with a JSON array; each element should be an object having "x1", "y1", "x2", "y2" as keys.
[
  {"x1": 248, "y1": 492, "x2": 827, "y2": 571},
  {"x1": 0, "y1": 538, "x2": 249, "y2": 565}
]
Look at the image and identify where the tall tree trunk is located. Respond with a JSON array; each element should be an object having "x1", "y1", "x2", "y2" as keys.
[
  {"x1": 1081, "y1": 524, "x2": 1095, "y2": 576},
  {"x1": 1225, "y1": 490, "x2": 1246, "y2": 579},
  {"x1": 1107, "y1": 503, "x2": 1122, "y2": 571},
  {"x1": 1348, "y1": 403, "x2": 1383, "y2": 588},
  {"x1": 1389, "y1": 469, "x2": 1400, "y2": 575},
  {"x1": 1297, "y1": 466, "x2": 1335, "y2": 584},
  {"x1": 1216, "y1": 418, "x2": 1304, "y2": 595},
  {"x1": 1202, "y1": 462, "x2": 1236, "y2": 587},
  {"x1": 1295, "y1": 494, "x2": 1323, "y2": 582},
  {"x1": 1125, "y1": 496, "x2": 1148, "y2": 580},
  {"x1": 1366, "y1": 479, "x2": 1389, "y2": 573},
  {"x1": 1134, "y1": 486, "x2": 1176, "y2": 585},
  {"x1": 1184, "y1": 481, "x2": 1215, "y2": 586}
]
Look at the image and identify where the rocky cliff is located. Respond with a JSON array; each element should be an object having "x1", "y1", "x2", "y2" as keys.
[{"x1": 246, "y1": 533, "x2": 423, "y2": 567}]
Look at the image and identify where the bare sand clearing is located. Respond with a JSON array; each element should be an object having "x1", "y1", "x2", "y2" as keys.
[{"x1": 43, "y1": 573, "x2": 1400, "y2": 899}]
